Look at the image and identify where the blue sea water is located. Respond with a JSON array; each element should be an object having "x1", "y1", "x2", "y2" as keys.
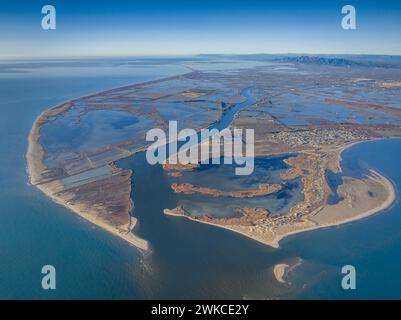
[
  {"x1": 0, "y1": 59, "x2": 187, "y2": 299},
  {"x1": 0, "y1": 59, "x2": 401, "y2": 299},
  {"x1": 285, "y1": 139, "x2": 401, "y2": 299}
]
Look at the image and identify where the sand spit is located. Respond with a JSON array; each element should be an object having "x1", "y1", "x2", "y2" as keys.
[
  {"x1": 34, "y1": 174, "x2": 149, "y2": 251},
  {"x1": 27, "y1": 109, "x2": 149, "y2": 252},
  {"x1": 164, "y1": 142, "x2": 396, "y2": 249}
]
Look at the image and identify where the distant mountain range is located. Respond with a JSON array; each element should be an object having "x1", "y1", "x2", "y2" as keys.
[
  {"x1": 197, "y1": 54, "x2": 401, "y2": 68},
  {"x1": 273, "y1": 55, "x2": 396, "y2": 68}
]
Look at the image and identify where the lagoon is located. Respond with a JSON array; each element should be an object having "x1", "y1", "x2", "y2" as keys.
[{"x1": 1, "y1": 59, "x2": 401, "y2": 299}]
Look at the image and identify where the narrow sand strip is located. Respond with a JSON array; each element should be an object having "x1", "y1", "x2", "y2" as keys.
[
  {"x1": 27, "y1": 110, "x2": 149, "y2": 252},
  {"x1": 164, "y1": 161, "x2": 396, "y2": 249},
  {"x1": 36, "y1": 183, "x2": 149, "y2": 251}
]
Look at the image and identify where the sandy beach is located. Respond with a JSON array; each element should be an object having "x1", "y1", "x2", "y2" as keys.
[
  {"x1": 35, "y1": 181, "x2": 149, "y2": 251},
  {"x1": 26, "y1": 110, "x2": 149, "y2": 252},
  {"x1": 26, "y1": 72, "x2": 398, "y2": 254},
  {"x1": 273, "y1": 264, "x2": 289, "y2": 283},
  {"x1": 164, "y1": 141, "x2": 397, "y2": 249},
  {"x1": 271, "y1": 169, "x2": 396, "y2": 248}
]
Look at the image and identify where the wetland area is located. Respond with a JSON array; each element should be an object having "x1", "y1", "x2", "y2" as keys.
[{"x1": 3, "y1": 56, "x2": 401, "y2": 298}]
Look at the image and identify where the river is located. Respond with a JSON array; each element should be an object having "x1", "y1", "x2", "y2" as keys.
[{"x1": 1, "y1": 59, "x2": 401, "y2": 299}]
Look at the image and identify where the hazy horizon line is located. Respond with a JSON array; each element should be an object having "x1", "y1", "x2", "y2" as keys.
[{"x1": 1, "y1": 52, "x2": 400, "y2": 61}]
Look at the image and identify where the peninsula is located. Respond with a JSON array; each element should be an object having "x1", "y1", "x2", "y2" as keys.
[{"x1": 27, "y1": 58, "x2": 401, "y2": 251}]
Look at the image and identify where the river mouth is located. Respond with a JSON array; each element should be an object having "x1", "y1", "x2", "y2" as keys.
[
  {"x1": 116, "y1": 84, "x2": 306, "y2": 245},
  {"x1": 116, "y1": 151, "x2": 293, "y2": 299},
  {"x1": 114, "y1": 85, "x2": 305, "y2": 298},
  {"x1": 114, "y1": 86, "x2": 291, "y2": 297},
  {"x1": 3, "y1": 51, "x2": 401, "y2": 300},
  {"x1": 117, "y1": 86, "x2": 305, "y2": 238},
  {"x1": 118, "y1": 153, "x2": 304, "y2": 223}
]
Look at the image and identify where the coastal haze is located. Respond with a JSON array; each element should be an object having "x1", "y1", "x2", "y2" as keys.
[{"x1": 1, "y1": 0, "x2": 401, "y2": 300}]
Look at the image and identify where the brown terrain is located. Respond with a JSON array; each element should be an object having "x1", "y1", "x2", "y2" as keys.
[
  {"x1": 27, "y1": 63, "x2": 401, "y2": 251},
  {"x1": 171, "y1": 182, "x2": 282, "y2": 198}
]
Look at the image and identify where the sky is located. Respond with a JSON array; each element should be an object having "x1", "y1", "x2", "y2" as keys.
[{"x1": 0, "y1": 0, "x2": 400, "y2": 58}]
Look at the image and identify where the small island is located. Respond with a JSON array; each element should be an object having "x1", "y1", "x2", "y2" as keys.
[{"x1": 273, "y1": 264, "x2": 289, "y2": 284}]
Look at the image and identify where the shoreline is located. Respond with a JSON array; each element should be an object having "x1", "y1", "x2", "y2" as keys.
[
  {"x1": 273, "y1": 169, "x2": 396, "y2": 248},
  {"x1": 26, "y1": 65, "x2": 399, "y2": 253},
  {"x1": 273, "y1": 264, "x2": 289, "y2": 283},
  {"x1": 23, "y1": 72, "x2": 197, "y2": 252},
  {"x1": 27, "y1": 133, "x2": 150, "y2": 250},
  {"x1": 164, "y1": 139, "x2": 397, "y2": 249},
  {"x1": 35, "y1": 182, "x2": 149, "y2": 251},
  {"x1": 25, "y1": 68, "x2": 247, "y2": 253},
  {"x1": 25, "y1": 68, "x2": 194, "y2": 184}
]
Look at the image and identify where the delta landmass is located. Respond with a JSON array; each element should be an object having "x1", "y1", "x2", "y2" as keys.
[{"x1": 27, "y1": 56, "x2": 401, "y2": 252}]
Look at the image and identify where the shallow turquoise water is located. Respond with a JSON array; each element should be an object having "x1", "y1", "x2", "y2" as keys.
[{"x1": 1, "y1": 59, "x2": 401, "y2": 299}]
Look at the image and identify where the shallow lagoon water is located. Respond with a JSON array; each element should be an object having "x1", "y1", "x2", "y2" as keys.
[
  {"x1": 41, "y1": 109, "x2": 141, "y2": 155},
  {"x1": 1, "y1": 59, "x2": 401, "y2": 299},
  {"x1": 173, "y1": 156, "x2": 291, "y2": 191},
  {"x1": 118, "y1": 138, "x2": 401, "y2": 299},
  {"x1": 283, "y1": 139, "x2": 401, "y2": 299},
  {"x1": 166, "y1": 156, "x2": 304, "y2": 218}
]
